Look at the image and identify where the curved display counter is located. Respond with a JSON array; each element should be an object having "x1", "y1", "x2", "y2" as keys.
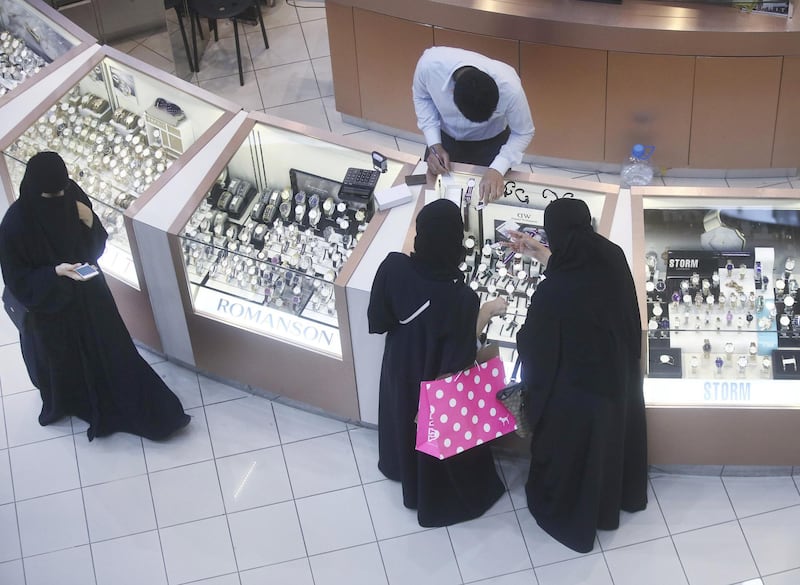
[{"x1": 326, "y1": 0, "x2": 800, "y2": 171}]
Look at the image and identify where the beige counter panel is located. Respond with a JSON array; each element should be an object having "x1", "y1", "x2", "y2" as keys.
[
  {"x1": 689, "y1": 56, "x2": 783, "y2": 169},
  {"x1": 520, "y1": 43, "x2": 607, "y2": 162},
  {"x1": 772, "y1": 56, "x2": 800, "y2": 169},
  {"x1": 353, "y1": 9, "x2": 431, "y2": 134},
  {"x1": 433, "y1": 27, "x2": 519, "y2": 72},
  {"x1": 605, "y1": 52, "x2": 695, "y2": 169},
  {"x1": 326, "y1": 2, "x2": 361, "y2": 119}
]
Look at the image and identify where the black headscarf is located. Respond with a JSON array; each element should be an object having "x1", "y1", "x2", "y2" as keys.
[
  {"x1": 18, "y1": 151, "x2": 80, "y2": 258},
  {"x1": 543, "y1": 198, "x2": 597, "y2": 275},
  {"x1": 411, "y1": 199, "x2": 465, "y2": 281}
]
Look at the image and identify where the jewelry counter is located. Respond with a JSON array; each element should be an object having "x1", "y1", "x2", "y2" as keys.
[
  {"x1": 348, "y1": 164, "x2": 618, "y2": 425},
  {"x1": 631, "y1": 186, "x2": 800, "y2": 464},
  {"x1": 0, "y1": 0, "x2": 95, "y2": 107},
  {"x1": 131, "y1": 111, "x2": 418, "y2": 419},
  {"x1": 0, "y1": 45, "x2": 240, "y2": 350}
]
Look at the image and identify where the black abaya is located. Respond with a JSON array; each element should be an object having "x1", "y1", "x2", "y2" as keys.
[
  {"x1": 368, "y1": 247, "x2": 505, "y2": 526},
  {"x1": 516, "y1": 198, "x2": 647, "y2": 553},
  {"x1": 0, "y1": 168, "x2": 189, "y2": 441}
]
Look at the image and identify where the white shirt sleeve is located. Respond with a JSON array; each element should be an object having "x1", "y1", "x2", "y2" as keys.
[
  {"x1": 412, "y1": 52, "x2": 444, "y2": 147},
  {"x1": 490, "y1": 85, "x2": 535, "y2": 176}
]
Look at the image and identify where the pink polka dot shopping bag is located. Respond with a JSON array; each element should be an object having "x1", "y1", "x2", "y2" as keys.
[{"x1": 415, "y1": 356, "x2": 518, "y2": 459}]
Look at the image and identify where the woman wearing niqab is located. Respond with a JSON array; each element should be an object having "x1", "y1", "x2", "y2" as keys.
[
  {"x1": 368, "y1": 199, "x2": 507, "y2": 527},
  {"x1": 513, "y1": 198, "x2": 648, "y2": 552},
  {"x1": 0, "y1": 151, "x2": 189, "y2": 441}
]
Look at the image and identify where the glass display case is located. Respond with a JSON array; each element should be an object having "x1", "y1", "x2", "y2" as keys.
[
  {"x1": 0, "y1": 0, "x2": 94, "y2": 105},
  {"x1": 177, "y1": 116, "x2": 409, "y2": 360},
  {"x1": 0, "y1": 47, "x2": 237, "y2": 290},
  {"x1": 418, "y1": 168, "x2": 618, "y2": 367},
  {"x1": 632, "y1": 187, "x2": 800, "y2": 408}
]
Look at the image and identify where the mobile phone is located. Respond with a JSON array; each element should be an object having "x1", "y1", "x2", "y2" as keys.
[
  {"x1": 74, "y1": 263, "x2": 99, "y2": 280},
  {"x1": 404, "y1": 174, "x2": 427, "y2": 186}
]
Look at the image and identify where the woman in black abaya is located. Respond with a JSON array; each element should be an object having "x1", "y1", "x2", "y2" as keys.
[
  {"x1": 0, "y1": 151, "x2": 190, "y2": 441},
  {"x1": 368, "y1": 199, "x2": 507, "y2": 527},
  {"x1": 509, "y1": 198, "x2": 648, "y2": 553}
]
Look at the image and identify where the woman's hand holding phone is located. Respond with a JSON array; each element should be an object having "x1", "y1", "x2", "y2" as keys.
[{"x1": 55, "y1": 262, "x2": 99, "y2": 281}]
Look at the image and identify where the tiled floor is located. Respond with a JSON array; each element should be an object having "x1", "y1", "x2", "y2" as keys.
[{"x1": 1, "y1": 1, "x2": 800, "y2": 584}]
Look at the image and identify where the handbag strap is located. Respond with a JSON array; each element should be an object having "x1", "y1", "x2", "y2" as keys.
[{"x1": 510, "y1": 356, "x2": 522, "y2": 382}]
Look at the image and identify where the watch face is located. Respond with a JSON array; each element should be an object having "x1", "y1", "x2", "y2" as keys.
[{"x1": 785, "y1": 257, "x2": 796, "y2": 271}]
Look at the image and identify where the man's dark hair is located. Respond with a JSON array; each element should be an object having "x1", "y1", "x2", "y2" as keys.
[{"x1": 453, "y1": 67, "x2": 499, "y2": 123}]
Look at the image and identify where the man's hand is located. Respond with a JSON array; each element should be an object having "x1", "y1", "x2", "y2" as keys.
[
  {"x1": 426, "y1": 144, "x2": 450, "y2": 175},
  {"x1": 76, "y1": 201, "x2": 93, "y2": 228},
  {"x1": 479, "y1": 168, "x2": 505, "y2": 203}
]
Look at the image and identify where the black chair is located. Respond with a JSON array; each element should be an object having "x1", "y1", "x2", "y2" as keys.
[
  {"x1": 164, "y1": 0, "x2": 203, "y2": 72},
  {"x1": 188, "y1": 0, "x2": 269, "y2": 86}
]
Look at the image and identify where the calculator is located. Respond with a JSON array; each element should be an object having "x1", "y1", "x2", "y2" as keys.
[{"x1": 340, "y1": 167, "x2": 381, "y2": 203}]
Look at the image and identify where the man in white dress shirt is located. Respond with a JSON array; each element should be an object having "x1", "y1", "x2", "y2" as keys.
[{"x1": 413, "y1": 46, "x2": 535, "y2": 202}]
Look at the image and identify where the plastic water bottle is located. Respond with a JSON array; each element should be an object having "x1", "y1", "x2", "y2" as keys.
[{"x1": 620, "y1": 144, "x2": 655, "y2": 187}]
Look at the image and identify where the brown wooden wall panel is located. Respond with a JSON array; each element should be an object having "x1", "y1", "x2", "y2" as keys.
[
  {"x1": 433, "y1": 28, "x2": 519, "y2": 72},
  {"x1": 772, "y1": 56, "x2": 800, "y2": 168},
  {"x1": 690, "y1": 56, "x2": 782, "y2": 168},
  {"x1": 605, "y1": 52, "x2": 694, "y2": 170},
  {"x1": 520, "y1": 43, "x2": 607, "y2": 161},
  {"x1": 327, "y1": 2, "x2": 362, "y2": 118},
  {"x1": 353, "y1": 9, "x2": 433, "y2": 134}
]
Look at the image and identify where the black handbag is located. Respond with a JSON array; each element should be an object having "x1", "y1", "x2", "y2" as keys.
[
  {"x1": 2, "y1": 287, "x2": 29, "y2": 331},
  {"x1": 496, "y1": 359, "x2": 531, "y2": 438}
]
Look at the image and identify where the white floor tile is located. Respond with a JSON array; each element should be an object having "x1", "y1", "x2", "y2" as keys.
[
  {"x1": 205, "y1": 396, "x2": 279, "y2": 458},
  {"x1": 141, "y1": 30, "x2": 174, "y2": 61},
  {"x1": 189, "y1": 575, "x2": 241, "y2": 585},
  {"x1": 4, "y1": 389, "x2": 72, "y2": 447},
  {"x1": 283, "y1": 432, "x2": 360, "y2": 498},
  {"x1": 16, "y1": 489, "x2": 88, "y2": 556},
  {"x1": 92, "y1": 530, "x2": 167, "y2": 585},
  {"x1": 364, "y1": 480, "x2": 429, "y2": 541},
  {"x1": 346, "y1": 129, "x2": 399, "y2": 151},
  {"x1": 723, "y1": 476, "x2": 800, "y2": 518},
  {"x1": 322, "y1": 96, "x2": 368, "y2": 136},
  {"x1": 348, "y1": 427, "x2": 383, "y2": 484},
  {"x1": 724, "y1": 177, "x2": 794, "y2": 189},
  {"x1": 517, "y1": 508, "x2": 598, "y2": 566},
  {"x1": 272, "y1": 402, "x2": 347, "y2": 444},
  {"x1": 0, "y1": 312, "x2": 20, "y2": 347},
  {"x1": 240, "y1": 558, "x2": 314, "y2": 585},
  {"x1": 662, "y1": 176, "x2": 728, "y2": 187},
  {"x1": 604, "y1": 537, "x2": 687, "y2": 585},
  {"x1": 0, "y1": 450, "x2": 12, "y2": 505},
  {"x1": 469, "y1": 570, "x2": 538, "y2": 584},
  {"x1": 394, "y1": 136, "x2": 426, "y2": 158},
  {"x1": 379, "y1": 527, "x2": 461, "y2": 585},
  {"x1": 128, "y1": 44, "x2": 174, "y2": 74},
  {"x1": 311, "y1": 56, "x2": 333, "y2": 97},
  {"x1": 309, "y1": 542, "x2": 388, "y2": 585},
  {"x1": 265, "y1": 98, "x2": 330, "y2": 131},
  {"x1": 300, "y1": 18, "x2": 329, "y2": 59},
  {"x1": 24, "y1": 544, "x2": 96, "y2": 585},
  {"x1": 0, "y1": 559, "x2": 24, "y2": 585},
  {"x1": 296, "y1": 4, "x2": 326, "y2": 22},
  {"x1": 142, "y1": 406, "x2": 213, "y2": 472},
  {"x1": 740, "y1": 505, "x2": 800, "y2": 575},
  {"x1": 9, "y1": 435, "x2": 79, "y2": 500},
  {"x1": 196, "y1": 34, "x2": 254, "y2": 82},
  {"x1": 255, "y1": 61, "x2": 320, "y2": 109},
  {"x1": 228, "y1": 501, "x2": 307, "y2": 570},
  {"x1": 448, "y1": 510, "x2": 531, "y2": 582},
  {"x1": 75, "y1": 432, "x2": 146, "y2": 486},
  {"x1": 248, "y1": 24, "x2": 308, "y2": 70},
  {"x1": 84, "y1": 475, "x2": 157, "y2": 542},
  {"x1": 199, "y1": 70, "x2": 265, "y2": 111},
  {"x1": 673, "y1": 521, "x2": 759, "y2": 585},
  {"x1": 150, "y1": 460, "x2": 224, "y2": 528},
  {"x1": 498, "y1": 456, "x2": 529, "y2": 510},
  {"x1": 198, "y1": 375, "x2": 250, "y2": 405},
  {"x1": 534, "y1": 554, "x2": 613, "y2": 585},
  {"x1": 136, "y1": 346, "x2": 165, "y2": 365},
  {"x1": 597, "y1": 483, "x2": 669, "y2": 550},
  {"x1": 295, "y1": 486, "x2": 374, "y2": 555},
  {"x1": 217, "y1": 446, "x2": 293, "y2": 513},
  {"x1": 651, "y1": 475, "x2": 735, "y2": 533},
  {"x1": 160, "y1": 515, "x2": 237, "y2": 584},
  {"x1": 0, "y1": 503, "x2": 20, "y2": 562},
  {"x1": 0, "y1": 400, "x2": 5, "y2": 450},
  {"x1": 0, "y1": 344, "x2": 34, "y2": 395},
  {"x1": 150, "y1": 361, "x2": 203, "y2": 410},
  {"x1": 764, "y1": 568, "x2": 800, "y2": 584},
  {"x1": 264, "y1": 0, "x2": 301, "y2": 28}
]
